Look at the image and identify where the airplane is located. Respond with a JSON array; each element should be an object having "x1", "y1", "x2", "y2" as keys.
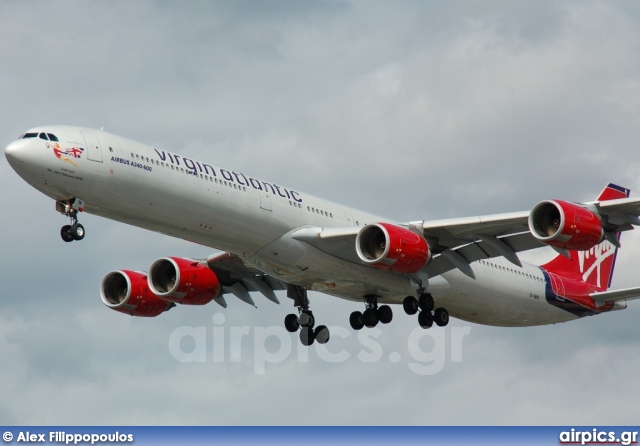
[{"x1": 6, "y1": 125, "x2": 640, "y2": 346}]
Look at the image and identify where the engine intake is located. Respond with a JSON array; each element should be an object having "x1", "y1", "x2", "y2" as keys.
[
  {"x1": 528, "y1": 200, "x2": 604, "y2": 250},
  {"x1": 100, "y1": 270, "x2": 174, "y2": 317},
  {"x1": 148, "y1": 257, "x2": 221, "y2": 305},
  {"x1": 356, "y1": 223, "x2": 431, "y2": 273}
]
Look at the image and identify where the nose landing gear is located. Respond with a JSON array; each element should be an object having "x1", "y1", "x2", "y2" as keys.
[
  {"x1": 60, "y1": 223, "x2": 85, "y2": 242},
  {"x1": 56, "y1": 199, "x2": 86, "y2": 242}
]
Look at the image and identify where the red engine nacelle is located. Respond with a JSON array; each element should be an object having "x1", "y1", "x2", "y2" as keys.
[
  {"x1": 147, "y1": 257, "x2": 221, "y2": 305},
  {"x1": 100, "y1": 270, "x2": 175, "y2": 317},
  {"x1": 528, "y1": 199, "x2": 604, "y2": 250},
  {"x1": 356, "y1": 223, "x2": 431, "y2": 273}
]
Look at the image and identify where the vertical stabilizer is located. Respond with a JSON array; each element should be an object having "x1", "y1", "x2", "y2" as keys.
[{"x1": 541, "y1": 183, "x2": 630, "y2": 291}]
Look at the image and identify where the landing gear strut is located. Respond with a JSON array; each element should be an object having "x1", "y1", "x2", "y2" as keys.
[
  {"x1": 284, "y1": 284, "x2": 330, "y2": 346},
  {"x1": 349, "y1": 295, "x2": 393, "y2": 331},
  {"x1": 57, "y1": 199, "x2": 85, "y2": 243}
]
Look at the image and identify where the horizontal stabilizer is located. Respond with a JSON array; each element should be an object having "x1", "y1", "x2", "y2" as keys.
[{"x1": 591, "y1": 287, "x2": 640, "y2": 303}]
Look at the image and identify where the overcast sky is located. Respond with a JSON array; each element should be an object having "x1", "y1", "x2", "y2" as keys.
[{"x1": 2, "y1": 0, "x2": 640, "y2": 425}]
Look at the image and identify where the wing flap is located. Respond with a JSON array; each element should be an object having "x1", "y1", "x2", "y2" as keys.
[
  {"x1": 424, "y1": 232, "x2": 544, "y2": 277},
  {"x1": 207, "y1": 252, "x2": 285, "y2": 306}
]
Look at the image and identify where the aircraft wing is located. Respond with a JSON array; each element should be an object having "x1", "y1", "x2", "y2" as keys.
[
  {"x1": 587, "y1": 197, "x2": 640, "y2": 229},
  {"x1": 292, "y1": 218, "x2": 542, "y2": 279},
  {"x1": 292, "y1": 196, "x2": 640, "y2": 279},
  {"x1": 206, "y1": 253, "x2": 287, "y2": 308}
]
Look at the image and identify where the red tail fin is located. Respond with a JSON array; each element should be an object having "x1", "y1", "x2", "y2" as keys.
[{"x1": 541, "y1": 183, "x2": 630, "y2": 291}]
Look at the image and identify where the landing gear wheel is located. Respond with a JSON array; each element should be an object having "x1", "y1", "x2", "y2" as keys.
[
  {"x1": 350, "y1": 311, "x2": 364, "y2": 330},
  {"x1": 284, "y1": 314, "x2": 300, "y2": 332},
  {"x1": 363, "y1": 308, "x2": 379, "y2": 328},
  {"x1": 403, "y1": 296, "x2": 419, "y2": 315},
  {"x1": 419, "y1": 293, "x2": 435, "y2": 312},
  {"x1": 299, "y1": 311, "x2": 315, "y2": 328},
  {"x1": 300, "y1": 327, "x2": 315, "y2": 346},
  {"x1": 434, "y1": 308, "x2": 450, "y2": 327},
  {"x1": 61, "y1": 225, "x2": 74, "y2": 243},
  {"x1": 314, "y1": 325, "x2": 330, "y2": 344},
  {"x1": 70, "y1": 223, "x2": 85, "y2": 241},
  {"x1": 418, "y1": 311, "x2": 434, "y2": 329},
  {"x1": 377, "y1": 305, "x2": 393, "y2": 324}
]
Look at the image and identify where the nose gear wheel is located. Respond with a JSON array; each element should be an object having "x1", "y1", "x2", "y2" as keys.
[{"x1": 57, "y1": 199, "x2": 86, "y2": 242}]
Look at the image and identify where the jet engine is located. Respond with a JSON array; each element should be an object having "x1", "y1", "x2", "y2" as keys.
[
  {"x1": 147, "y1": 257, "x2": 221, "y2": 305},
  {"x1": 528, "y1": 200, "x2": 604, "y2": 250},
  {"x1": 356, "y1": 223, "x2": 431, "y2": 273},
  {"x1": 100, "y1": 270, "x2": 175, "y2": 317}
]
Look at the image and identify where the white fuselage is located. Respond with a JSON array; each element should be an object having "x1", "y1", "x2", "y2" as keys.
[{"x1": 5, "y1": 126, "x2": 581, "y2": 326}]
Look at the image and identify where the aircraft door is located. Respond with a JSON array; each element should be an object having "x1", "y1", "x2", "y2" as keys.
[
  {"x1": 260, "y1": 190, "x2": 272, "y2": 211},
  {"x1": 82, "y1": 131, "x2": 103, "y2": 163},
  {"x1": 344, "y1": 211, "x2": 355, "y2": 226}
]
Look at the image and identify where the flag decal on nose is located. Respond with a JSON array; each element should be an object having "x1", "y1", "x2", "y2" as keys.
[{"x1": 48, "y1": 142, "x2": 84, "y2": 167}]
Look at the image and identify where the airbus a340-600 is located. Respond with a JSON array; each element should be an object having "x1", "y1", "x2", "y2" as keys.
[{"x1": 6, "y1": 126, "x2": 640, "y2": 345}]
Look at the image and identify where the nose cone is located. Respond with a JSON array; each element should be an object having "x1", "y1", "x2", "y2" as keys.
[
  {"x1": 5, "y1": 138, "x2": 42, "y2": 180},
  {"x1": 4, "y1": 138, "x2": 34, "y2": 167}
]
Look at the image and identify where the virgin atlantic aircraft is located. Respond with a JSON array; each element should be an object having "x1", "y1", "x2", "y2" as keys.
[{"x1": 6, "y1": 126, "x2": 640, "y2": 346}]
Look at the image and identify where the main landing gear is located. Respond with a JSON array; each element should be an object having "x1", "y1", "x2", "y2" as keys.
[
  {"x1": 56, "y1": 199, "x2": 85, "y2": 243},
  {"x1": 349, "y1": 295, "x2": 393, "y2": 331},
  {"x1": 284, "y1": 285, "x2": 330, "y2": 346},
  {"x1": 403, "y1": 293, "x2": 449, "y2": 329}
]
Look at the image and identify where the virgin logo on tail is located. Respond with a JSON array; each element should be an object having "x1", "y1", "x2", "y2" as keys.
[{"x1": 577, "y1": 240, "x2": 616, "y2": 288}]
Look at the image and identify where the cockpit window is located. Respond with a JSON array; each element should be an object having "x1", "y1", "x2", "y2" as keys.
[
  {"x1": 47, "y1": 133, "x2": 59, "y2": 141},
  {"x1": 39, "y1": 132, "x2": 49, "y2": 140},
  {"x1": 21, "y1": 133, "x2": 38, "y2": 139}
]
